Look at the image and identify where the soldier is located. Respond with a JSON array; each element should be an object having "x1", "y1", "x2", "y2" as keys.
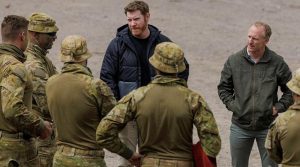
[
  {"x1": 46, "y1": 35, "x2": 116, "y2": 167},
  {"x1": 0, "y1": 15, "x2": 52, "y2": 166},
  {"x1": 265, "y1": 68, "x2": 300, "y2": 167},
  {"x1": 100, "y1": 1, "x2": 190, "y2": 166},
  {"x1": 96, "y1": 42, "x2": 221, "y2": 167},
  {"x1": 24, "y1": 12, "x2": 59, "y2": 167}
]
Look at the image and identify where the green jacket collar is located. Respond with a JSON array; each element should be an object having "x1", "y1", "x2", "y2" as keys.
[
  {"x1": 61, "y1": 63, "x2": 93, "y2": 77},
  {"x1": 26, "y1": 43, "x2": 47, "y2": 57},
  {"x1": 0, "y1": 43, "x2": 26, "y2": 62},
  {"x1": 243, "y1": 46, "x2": 272, "y2": 64},
  {"x1": 151, "y1": 75, "x2": 187, "y2": 87}
]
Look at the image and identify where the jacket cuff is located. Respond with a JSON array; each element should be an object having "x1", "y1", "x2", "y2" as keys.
[
  {"x1": 274, "y1": 103, "x2": 284, "y2": 113},
  {"x1": 119, "y1": 146, "x2": 134, "y2": 160}
]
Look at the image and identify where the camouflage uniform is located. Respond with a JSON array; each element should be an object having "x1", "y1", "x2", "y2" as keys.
[
  {"x1": 0, "y1": 43, "x2": 46, "y2": 166},
  {"x1": 265, "y1": 68, "x2": 300, "y2": 167},
  {"x1": 46, "y1": 35, "x2": 116, "y2": 167},
  {"x1": 96, "y1": 42, "x2": 221, "y2": 167},
  {"x1": 24, "y1": 12, "x2": 59, "y2": 167}
]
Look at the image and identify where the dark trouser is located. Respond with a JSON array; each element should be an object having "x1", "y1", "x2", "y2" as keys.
[{"x1": 230, "y1": 123, "x2": 278, "y2": 167}]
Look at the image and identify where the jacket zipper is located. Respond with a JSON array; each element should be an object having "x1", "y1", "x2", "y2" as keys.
[{"x1": 252, "y1": 64, "x2": 256, "y2": 130}]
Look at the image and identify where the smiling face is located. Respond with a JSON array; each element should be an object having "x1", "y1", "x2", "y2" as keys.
[
  {"x1": 126, "y1": 10, "x2": 150, "y2": 39},
  {"x1": 247, "y1": 25, "x2": 269, "y2": 55}
]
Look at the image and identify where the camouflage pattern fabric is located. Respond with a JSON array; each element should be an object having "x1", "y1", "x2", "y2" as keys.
[
  {"x1": 0, "y1": 137, "x2": 38, "y2": 167},
  {"x1": 24, "y1": 43, "x2": 57, "y2": 167},
  {"x1": 25, "y1": 43, "x2": 57, "y2": 120},
  {"x1": 0, "y1": 43, "x2": 44, "y2": 166},
  {"x1": 265, "y1": 102, "x2": 300, "y2": 166},
  {"x1": 96, "y1": 75, "x2": 221, "y2": 161},
  {"x1": 52, "y1": 146, "x2": 106, "y2": 167},
  {"x1": 0, "y1": 43, "x2": 44, "y2": 137},
  {"x1": 141, "y1": 157, "x2": 193, "y2": 167},
  {"x1": 28, "y1": 12, "x2": 58, "y2": 33},
  {"x1": 47, "y1": 63, "x2": 116, "y2": 166}
]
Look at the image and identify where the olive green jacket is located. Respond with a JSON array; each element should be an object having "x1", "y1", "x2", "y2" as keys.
[
  {"x1": 46, "y1": 63, "x2": 116, "y2": 150},
  {"x1": 0, "y1": 43, "x2": 44, "y2": 136},
  {"x1": 96, "y1": 75, "x2": 221, "y2": 160},
  {"x1": 24, "y1": 43, "x2": 57, "y2": 121},
  {"x1": 265, "y1": 101, "x2": 300, "y2": 166},
  {"x1": 218, "y1": 46, "x2": 293, "y2": 130}
]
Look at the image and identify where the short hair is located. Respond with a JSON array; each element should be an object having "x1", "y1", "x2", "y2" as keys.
[
  {"x1": 253, "y1": 21, "x2": 272, "y2": 40},
  {"x1": 124, "y1": 1, "x2": 149, "y2": 15},
  {"x1": 1, "y1": 15, "x2": 29, "y2": 42}
]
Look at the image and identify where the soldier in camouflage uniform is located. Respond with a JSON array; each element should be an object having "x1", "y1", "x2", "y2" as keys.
[
  {"x1": 24, "y1": 12, "x2": 59, "y2": 167},
  {"x1": 96, "y1": 42, "x2": 221, "y2": 167},
  {"x1": 265, "y1": 68, "x2": 300, "y2": 167},
  {"x1": 0, "y1": 15, "x2": 53, "y2": 167},
  {"x1": 46, "y1": 35, "x2": 116, "y2": 167}
]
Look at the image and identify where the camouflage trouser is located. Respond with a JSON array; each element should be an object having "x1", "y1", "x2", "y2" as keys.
[
  {"x1": 53, "y1": 145, "x2": 106, "y2": 167},
  {"x1": 37, "y1": 131, "x2": 56, "y2": 167},
  {"x1": 0, "y1": 132, "x2": 38, "y2": 167},
  {"x1": 141, "y1": 157, "x2": 193, "y2": 167}
]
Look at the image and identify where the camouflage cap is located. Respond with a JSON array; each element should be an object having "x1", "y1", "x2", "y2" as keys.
[
  {"x1": 60, "y1": 35, "x2": 92, "y2": 63},
  {"x1": 149, "y1": 42, "x2": 186, "y2": 73},
  {"x1": 287, "y1": 68, "x2": 300, "y2": 95},
  {"x1": 28, "y1": 12, "x2": 58, "y2": 33}
]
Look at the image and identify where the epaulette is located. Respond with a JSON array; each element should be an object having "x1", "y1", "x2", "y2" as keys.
[
  {"x1": 11, "y1": 66, "x2": 27, "y2": 82},
  {"x1": 32, "y1": 68, "x2": 46, "y2": 79}
]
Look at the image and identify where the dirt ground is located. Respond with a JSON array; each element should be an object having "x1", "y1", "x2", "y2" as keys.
[{"x1": 1, "y1": 0, "x2": 300, "y2": 166}]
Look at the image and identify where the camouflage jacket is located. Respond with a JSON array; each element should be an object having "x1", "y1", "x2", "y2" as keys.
[
  {"x1": 24, "y1": 43, "x2": 57, "y2": 121},
  {"x1": 96, "y1": 75, "x2": 221, "y2": 160},
  {"x1": 265, "y1": 101, "x2": 300, "y2": 166},
  {"x1": 0, "y1": 43, "x2": 44, "y2": 136},
  {"x1": 46, "y1": 63, "x2": 116, "y2": 149}
]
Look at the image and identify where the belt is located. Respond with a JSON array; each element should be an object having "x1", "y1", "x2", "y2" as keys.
[
  {"x1": 57, "y1": 145, "x2": 104, "y2": 157},
  {"x1": 0, "y1": 130, "x2": 24, "y2": 139}
]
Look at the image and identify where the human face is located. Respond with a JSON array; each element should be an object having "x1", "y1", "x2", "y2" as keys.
[
  {"x1": 37, "y1": 32, "x2": 57, "y2": 51},
  {"x1": 247, "y1": 25, "x2": 269, "y2": 54},
  {"x1": 126, "y1": 10, "x2": 149, "y2": 38}
]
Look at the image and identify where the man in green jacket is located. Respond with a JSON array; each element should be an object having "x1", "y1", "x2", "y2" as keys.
[
  {"x1": 0, "y1": 15, "x2": 52, "y2": 167},
  {"x1": 46, "y1": 35, "x2": 116, "y2": 167},
  {"x1": 24, "y1": 12, "x2": 59, "y2": 167},
  {"x1": 97, "y1": 42, "x2": 221, "y2": 167},
  {"x1": 265, "y1": 68, "x2": 300, "y2": 167},
  {"x1": 218, "y1": 21, "x2": 293, "y2": 167}
]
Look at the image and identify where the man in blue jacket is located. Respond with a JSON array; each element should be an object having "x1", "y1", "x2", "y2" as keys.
[
  {"x1": 100, "y1": 1, "x2": 189, "y2": 166},
  {"x1": 218, "y1": 21, "x2": 293, "y2": 167}
]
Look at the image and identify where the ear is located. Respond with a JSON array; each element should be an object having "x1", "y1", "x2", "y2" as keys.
[
  {"x1": 19, "y1": 31, "x2": 26, "y2": 41},
  {"x1": 145, "y1": 13, "x2": 150, "y2": 23}
]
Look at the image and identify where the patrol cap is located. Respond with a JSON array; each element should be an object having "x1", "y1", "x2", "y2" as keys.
[
  {"x1": 60, "y1": 35, "x2": 92, "y2": 63},
  {"x1": 287, "y1": 68, "x2": 300, "y2": 95},
  {"x1": 149, "y1": 42, "x2": 186, "y2": 74},
  {"x1": 28, "y1": 12, "x2": 58, "y2": 33}
]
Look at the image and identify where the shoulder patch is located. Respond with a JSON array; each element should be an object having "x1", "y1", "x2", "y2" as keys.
[
  {"x1": 33, "y1": 68, "x2": 47, "y2": 79},
  {"x1": 11, "y1": 66, "x2": 27, "y2": 82}
]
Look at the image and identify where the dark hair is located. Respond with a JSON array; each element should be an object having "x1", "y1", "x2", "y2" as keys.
[
  {"x1": 124, "y1": 1, "x2": 149, "y2": 15},
  {"x1": 254, "y1": 21, "x2": 272, "y2": 40},
  {"x1": 1, "y1": 15, "x2": 29, "y2": 41}
]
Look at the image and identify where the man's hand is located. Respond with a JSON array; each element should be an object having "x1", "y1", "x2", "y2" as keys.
[
  {"x1": 272, "y1": 106, "x2": 278, "y2": 116},
  {"x1": 128, "y1": 152, "x2": 143, "y2": 167},
  {"x1": 39, "y1": 121, "x2": 53, "y2": 139}
]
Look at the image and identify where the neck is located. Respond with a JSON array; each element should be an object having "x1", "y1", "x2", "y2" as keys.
[
  {"x1": 135, "y1": 27, "x2": 150, "y2": 39},
  {"x1": 248, "y1": 47, "x2": 265, "y2": 60}
]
